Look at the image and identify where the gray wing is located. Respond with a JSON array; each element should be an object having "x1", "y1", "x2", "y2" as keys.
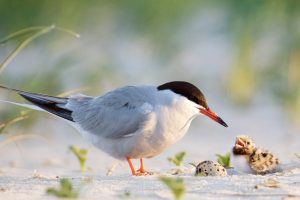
[{"x1": 67, "y1": 86, "x2": 154, "y2": 139}]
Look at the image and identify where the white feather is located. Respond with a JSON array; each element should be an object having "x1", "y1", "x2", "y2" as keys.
[{"x1": 0, "y1": 99, "x2": 44, "y2": 111}]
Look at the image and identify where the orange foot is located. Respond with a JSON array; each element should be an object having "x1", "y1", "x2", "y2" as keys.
[
  {"x1": 126, "y1": 157, "x2": 153, "y2": 176},
  {"x1": 135, "y1": 169, "x2": 153, "y2": 176}
]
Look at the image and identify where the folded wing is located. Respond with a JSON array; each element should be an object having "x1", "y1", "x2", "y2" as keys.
[{"x1": 68, "y1": 86, "x2": 153, "y2": 139}]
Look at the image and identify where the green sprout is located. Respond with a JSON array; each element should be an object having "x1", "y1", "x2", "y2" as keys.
[
  {"x1": 168, "y1": 151, "x2": 186, "y2": 166},
  {"x1": 46, "y1": 178, "x2": 79, "y2": 198},
  {"x1": 188, "y1": 162, "x2": 197, "y2": 168},
  {"x1": 216, "y1": 152, "x2": 233, "y2": 168},
  {"x1": 69, "y1": 145, "x2": 89, "y2": 172},
  {"x1": 159, "y1": 176, "x2": 186, "y2": 200},
  {"x1": 195, "y1": 171, "x2": 207, "y2": 177},
  {"x1": 118, "y1": 191, "x2": 131, "y2": 199}
]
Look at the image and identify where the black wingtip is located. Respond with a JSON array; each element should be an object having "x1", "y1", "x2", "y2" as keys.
[{"x1": 19, "y1": 92, "x2": 74, "y2": 122}]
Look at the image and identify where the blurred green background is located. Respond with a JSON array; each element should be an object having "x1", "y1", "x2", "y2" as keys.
[{"x1": 1, "y1": 0, "x2": 300, "y2": 132}]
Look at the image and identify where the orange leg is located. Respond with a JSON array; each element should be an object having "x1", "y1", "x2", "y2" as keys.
[
  {"x1": 126, "y1": 157, "x2": 152, "y2": 176},
  {"x1": 138, "y1": 158, "x2": 153, "y2": 175},
  {"x1": 139, "y1": 158, "x2": 145, "y2": 173},
  {"x1": 126, "y1": 157, "x2": 136, "y2": 175}
]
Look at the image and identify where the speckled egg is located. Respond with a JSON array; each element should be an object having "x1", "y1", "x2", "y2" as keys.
[{"x1": 195, "y1": 160, "x2": 227, "y2": 176}]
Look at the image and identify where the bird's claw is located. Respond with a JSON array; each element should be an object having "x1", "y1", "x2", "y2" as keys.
[{"x1": 133, "y1": 169, "x2": 153, "y2": 176}]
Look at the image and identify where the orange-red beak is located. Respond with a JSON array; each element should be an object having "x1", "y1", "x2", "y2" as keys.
[{"x1": 199, "y1": 108, "x2": 228, "y2": 127}]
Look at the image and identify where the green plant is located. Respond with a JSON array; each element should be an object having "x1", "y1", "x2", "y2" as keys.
[
  {"x1": 168, "y1": 151, "x2": 186, "y2": 166},
  {"x1": 188, "y1": 162, "x2": 197, "y2": 168},
  {"x1": 69, "y1": 145, "x2": 89, "y2": 172},
  {"x1": 195, "y1": 171, "x2": 207, "y2": 177},
  {"x1": 295, "y1": 153, "x2": 300, "y2": 160},
  {"x1": 216, "y1": 153, "x2": 233, "y2": 168},
  {"x1": 0, "y1": 25, "x2": 79, "y2": 130},
  {"x1": 118, "y1": 191, "x2": 131, "y2": 199},
  {"x1": 159, "y1": 176, "x2": 186, "y2": 200},
  {"x1": 46, "y1": 178, "x2": 79, "y2": 198},
  {"x1": 0, "y1": 25, "x2": 79, "y2": 74}
]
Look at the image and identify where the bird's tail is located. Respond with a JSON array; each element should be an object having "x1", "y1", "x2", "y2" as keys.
[{"x1": 0, "y1": 85, "x2": 74, "y2": 122}]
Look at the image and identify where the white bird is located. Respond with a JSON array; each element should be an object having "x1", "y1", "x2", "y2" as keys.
[{"x1": 0, "y1": 81, "x2": 228, "y2": 175}]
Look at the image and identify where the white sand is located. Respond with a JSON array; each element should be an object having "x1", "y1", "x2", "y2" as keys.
[
  {"x1": 0, "y1": 95, "x2": 300, "y2": 199},
  {"x1": 0, "y1": 164, "x2": 299, "y2": 200}
]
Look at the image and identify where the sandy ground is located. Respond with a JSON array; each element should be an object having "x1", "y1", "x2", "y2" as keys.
[
  {"x1": 0, "y1": 165, "x2": 300, "y2": 200},
  {"x1": 0, "y1": 96, "x2": 300, "y2": 199},
  {"x1": 0, "y1": 126, "x2": 300, "y2": 200}
]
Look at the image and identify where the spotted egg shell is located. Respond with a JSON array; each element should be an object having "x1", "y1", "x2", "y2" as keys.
[{"x1": 195, "y1": 160, "x2": 227, "y2": 176}]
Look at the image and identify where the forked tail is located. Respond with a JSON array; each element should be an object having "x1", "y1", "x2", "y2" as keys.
[{"x1": 0, "y1": 85, "x2": 74, "y2": 121}]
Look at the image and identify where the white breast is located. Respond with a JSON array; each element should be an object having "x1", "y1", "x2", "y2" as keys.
[
  {"x1": 127, "y1": 91, "x2": 199, "y2": 158},
  {"x1": 231, "y1": 153, "x2": 253, "y2": 174}
]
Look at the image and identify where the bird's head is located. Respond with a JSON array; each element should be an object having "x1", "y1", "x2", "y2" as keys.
[
  {"x1": 232, "y1": 135, "x2": 256, "y2": 155},
  {"x1": 157, "y1": 81, "x2": 228, "y2": 127}
]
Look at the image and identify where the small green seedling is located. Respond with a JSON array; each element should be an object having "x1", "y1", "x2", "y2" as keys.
[
  {"x1": 119, "y1": 191, "x2": 131, "y2": 199},
  {"x1": 216, "y1": 152, "x2": 233, "y2": 168},
  {"x1": 195, "y1": 171, "x2": 207, "y2": 177},
  {"x1": 46, "y1": 178, "x2": 79, "y2": 198},
  {"x1": 168, "y1": 151, "x2": 186, "y2": 166},
  {"x1": 189, "y1": 162, "x2": 197, "y2": 168},
  {"x1": 69, "y1": 145, "x2": 89, "y2": 172},
  {"x1": 159, "y1": 176, "x2": 186, "y2": 200}
]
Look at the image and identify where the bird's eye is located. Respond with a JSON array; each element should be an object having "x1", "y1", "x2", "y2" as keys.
[
  {"x1": 247, "y1": 142, "x2": 250, "y2": 145},
  {"x1": 262, "y1": 153, "x2": 267, "y2": 157},
  {"x1": 191, "y1": 96, "x2": 199, "y2": 104}
]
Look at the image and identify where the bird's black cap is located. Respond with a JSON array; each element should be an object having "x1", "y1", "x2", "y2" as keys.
[{"x1": 157, "y1": 81, "x2": 208, "y2": 109}]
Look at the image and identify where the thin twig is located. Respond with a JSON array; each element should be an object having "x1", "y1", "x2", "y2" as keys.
[
  {"x1": 0, "y1": 115, "x2": 29, "y2": 132},
  {"x1": 57, "y1": 87, "x2": 89, "y2": 97},
  {"x1": 0, "y1": 134, "x2": 49, "y2": 149}
]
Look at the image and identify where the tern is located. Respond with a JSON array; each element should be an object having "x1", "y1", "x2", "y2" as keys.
[
  {"x1": 232, "y1": 135, "x2": 280, "y2": 174},
  {"x1": 0, "y1": 81, "x2": 228, "y2": 175}
]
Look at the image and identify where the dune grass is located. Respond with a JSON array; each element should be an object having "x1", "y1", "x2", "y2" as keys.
[
  {"x1": 0, "y1": 25, "x2": 79, "y2": 74},
  {"x1": 0, "y1": 25, "x2": 80, "y2": 158}
]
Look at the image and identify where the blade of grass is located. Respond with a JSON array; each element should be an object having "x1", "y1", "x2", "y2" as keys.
[
  {"x1": 0, "y1": 25, "x2": 55, "y2": 74},
  {"x1": 57, "y1": 87, "x2": 89, "y2": 97},
  {"x1": 0, "y1": 115, "x2": 29, "y2": 133},
  {"x1": 0, "y1": 26, "x2": 47, "y2": 44},
  {"x1": 0, "y1": 25, "x2": 80, "y2": 45},
  {"x1": 0, "y1": 134, "x2": 49, "y2": 149},
  {"x1": 0, "y1": 25, "x2": 80, "y2": 74},
  {"x1": 55, "y1": 26, "x2": 80, "y2": 38}
]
